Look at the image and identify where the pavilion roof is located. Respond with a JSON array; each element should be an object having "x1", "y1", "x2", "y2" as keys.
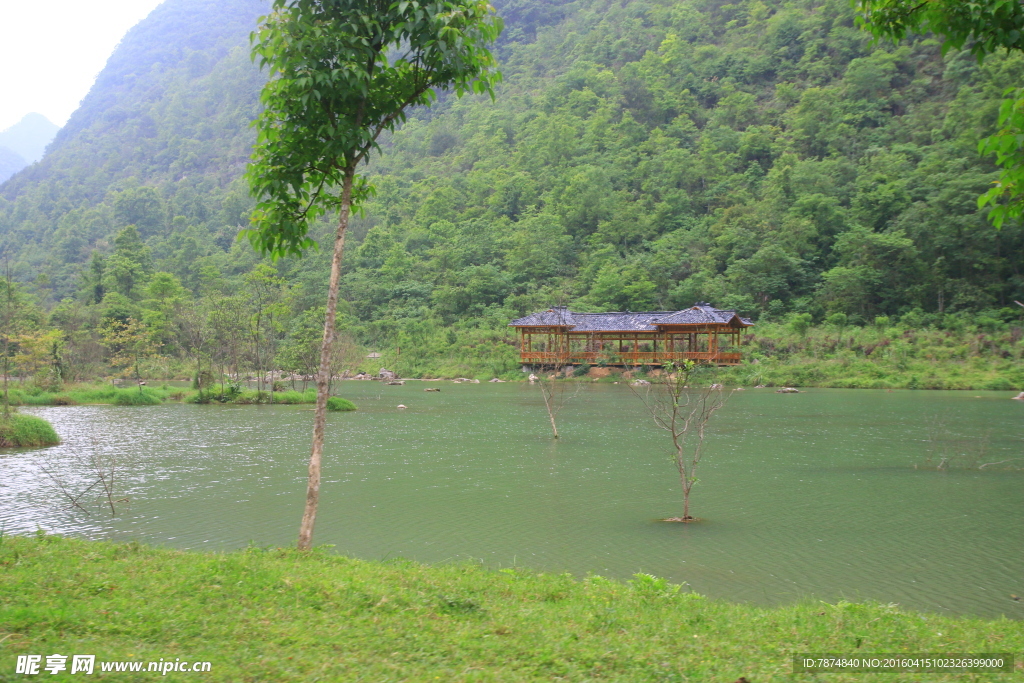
[
  {"x1": 507, "y1": 307, "x2": 576, "y2": 327},
  {"x1": 655, "y1": 305, "x2": 753, "y2": 326},
  {"x1": 509, "y1": 304, "x2": 753, "y2": 331}
]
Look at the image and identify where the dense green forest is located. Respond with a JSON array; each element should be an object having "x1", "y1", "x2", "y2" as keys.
[{"x1": 0, "y1": 0, "x2": 1021, "y2": 385}]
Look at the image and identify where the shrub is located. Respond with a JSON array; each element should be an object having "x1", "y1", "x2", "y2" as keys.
[
  {"x1": 0, "y1": 412, "x2": 60, "y2": 447},
  {"x1": 327, "y1": 396, "x2": 357, "y2": 412},
  {"x1": 572, "y1": 364, "x2": 591, "y2": 377},
  {"x1": 114, "y1": 390, "x2": 162, "y2": 406},
  {"x1": 983, "y1": 376, "x2": 1015, "y2": 391}
]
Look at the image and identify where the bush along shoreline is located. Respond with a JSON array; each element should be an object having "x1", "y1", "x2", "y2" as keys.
[
  {"x1": 0, "y1": 384, "x2": 357, "y2": 409},
  {"x1": 0, "y1": 535, "x2": 1020, "y2": 682},
  {"x1": 713, "y1": 319, "x2": 1024, "y2": 391}
]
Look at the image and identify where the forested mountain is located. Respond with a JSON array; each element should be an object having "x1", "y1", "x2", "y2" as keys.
[
  {"x1": 0, "y1": 0, "x2": 265, "y2": 296},
  {"x1": 0, "y1": 0, "x2": 1021, "y2": 381},
  {"x1": 350, "y1": 0, "x2": 1023, "y2": 324}
]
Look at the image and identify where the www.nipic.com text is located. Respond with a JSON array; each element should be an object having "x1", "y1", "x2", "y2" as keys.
[{"x1": 15, "y1": 654, "x2": 212, "y2": 675}]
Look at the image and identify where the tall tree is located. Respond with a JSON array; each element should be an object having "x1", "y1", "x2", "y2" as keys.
[
  {"x1": 101, "y1": 318, "x2": 159, "y2": 392},
  {"x1": 0, "y1": 268, "x2": 24, "y2": 417},
  {"x1": 244, "y1": 264, "x2": 288, "y2": 399},
  {"x1": 245, "y1": 0, "x2": 502, "y2": 549},
  {"x1": 854, "y1": 0, "x2": 1024, "y2": 59}
]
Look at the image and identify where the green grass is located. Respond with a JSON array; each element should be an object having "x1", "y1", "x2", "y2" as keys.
[
  {"x1": 4, "y1": 384, "x2": 171, "y2": 407},
  {"x1": 0, "y1": 412, "x2": 60, "y2": 447},
  {"x1": 327, "y1": 395, "x2": 357, "y2": 411},
  {"x1": 0, "y1": 535, "x2": 1019, "y2": 682}
]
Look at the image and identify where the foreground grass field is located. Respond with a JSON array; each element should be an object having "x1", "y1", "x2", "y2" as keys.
[{"x1": 0, "y1": 536, "x2": 1020, "y2": 681}]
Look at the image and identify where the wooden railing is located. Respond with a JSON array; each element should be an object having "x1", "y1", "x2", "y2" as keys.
[{"x1": 518, "y1": 351, "x2": 743, "y2": 365}]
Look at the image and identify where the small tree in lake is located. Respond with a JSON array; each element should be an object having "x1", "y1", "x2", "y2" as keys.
[
  {"x1": 631, "y1": 361, "x2": 731, "y2": 522},
  {"x1": 531, "y1": 303, "x2": 582, "y2": 439},
  {"x1": 537, "y1": 372, "x2": 583, "y2": 439}
]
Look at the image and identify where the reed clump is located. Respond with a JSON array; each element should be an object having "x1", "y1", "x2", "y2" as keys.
[
  {"x1": 0, "y1": 412, "x2": 60, "y2": 447},
  {"x1": 327, "y1": 396, "x2": 357, "y2": 411},
  {"x1": 186, "y1": 388, "x2": 356, "y2": 410}
]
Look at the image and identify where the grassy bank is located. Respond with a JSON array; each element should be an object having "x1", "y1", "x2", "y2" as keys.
[
  {"x1": 3, "y1": 384, "x2": 177, "y2": 407},
  {"x1": 0, "y1": 536, "x2": 1019, "y2": 682},
  {"x1": 713, "y1": 321, "x2": 1024, "y2": 390},
  {"x1": 0, "y1": 384, "x2": 356, "y2": 410}
]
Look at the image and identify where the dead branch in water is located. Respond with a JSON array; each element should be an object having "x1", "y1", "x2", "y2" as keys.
[{"x1": 37, "y1": 441, "x2": 135, "y2": 517}]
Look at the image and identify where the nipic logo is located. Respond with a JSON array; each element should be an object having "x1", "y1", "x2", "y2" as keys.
[{"x1": 15, "y1": 654, "x2": 211, "y2": 675}]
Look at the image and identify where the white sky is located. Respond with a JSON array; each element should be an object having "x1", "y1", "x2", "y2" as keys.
[{"x1": 0, "y1": 0, "x2": 164, "y2": 132}]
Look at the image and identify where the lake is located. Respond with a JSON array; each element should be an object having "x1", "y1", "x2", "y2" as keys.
[{"x1": 1, "y1": 383, "x2": 1021, "y2": 619}]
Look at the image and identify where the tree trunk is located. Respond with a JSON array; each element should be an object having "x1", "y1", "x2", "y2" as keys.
[
  {"x1": 541, "y1": 381, "x2": 559, "y2": 438},
  {"x1": 297, "y1": 169, "x2": 354, "y2": 551},
  {"x1": 678, "y1": 454, "x2": 690, "y2": 520},
  {"x1": 3, "y1": 341, "x2": 9, "y2": 419}
]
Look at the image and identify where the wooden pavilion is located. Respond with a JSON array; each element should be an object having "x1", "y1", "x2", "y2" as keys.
[{"x1": 509, "y1": 304, "x2": 753, "y2": 367}]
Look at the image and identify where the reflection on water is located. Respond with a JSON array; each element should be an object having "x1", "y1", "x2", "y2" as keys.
[{"x1": 1, "y1": 385, "x2": 1022, "y2": 619}]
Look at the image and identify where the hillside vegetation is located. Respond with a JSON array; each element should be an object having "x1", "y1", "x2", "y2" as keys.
[{"x1": 0, "y1": 0, "x2": 1021, "y2": 383}]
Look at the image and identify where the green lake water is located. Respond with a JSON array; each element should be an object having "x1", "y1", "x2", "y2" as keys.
[{"x1": 1, "y1": 384, "x2": 1022, "y2": 619}]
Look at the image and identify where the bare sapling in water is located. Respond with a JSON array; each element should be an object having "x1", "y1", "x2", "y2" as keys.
[
  {"x1": 918, "y1": 417, "x2": 1021, "y2": 471},
  {"x1": 631, "y1": 361, "x2": 731, "y2": 522},
  {"x1": 538, "y1": 370, "x2": 583, "y2": 439}
]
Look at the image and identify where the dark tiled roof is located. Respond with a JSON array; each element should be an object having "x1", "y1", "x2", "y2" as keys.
[
  {"x1": 509, "y1": 304, "x2": 753, "y2": 331},
  {"x1": 508, "y1": 307, "x2": 575, "y2": 327},
  {"x1": 656, "y1": 305, "x2": 753, "y2": 326},
  {"x1": 568, "y1": 312, "x2": 673, "y2": 331}
]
